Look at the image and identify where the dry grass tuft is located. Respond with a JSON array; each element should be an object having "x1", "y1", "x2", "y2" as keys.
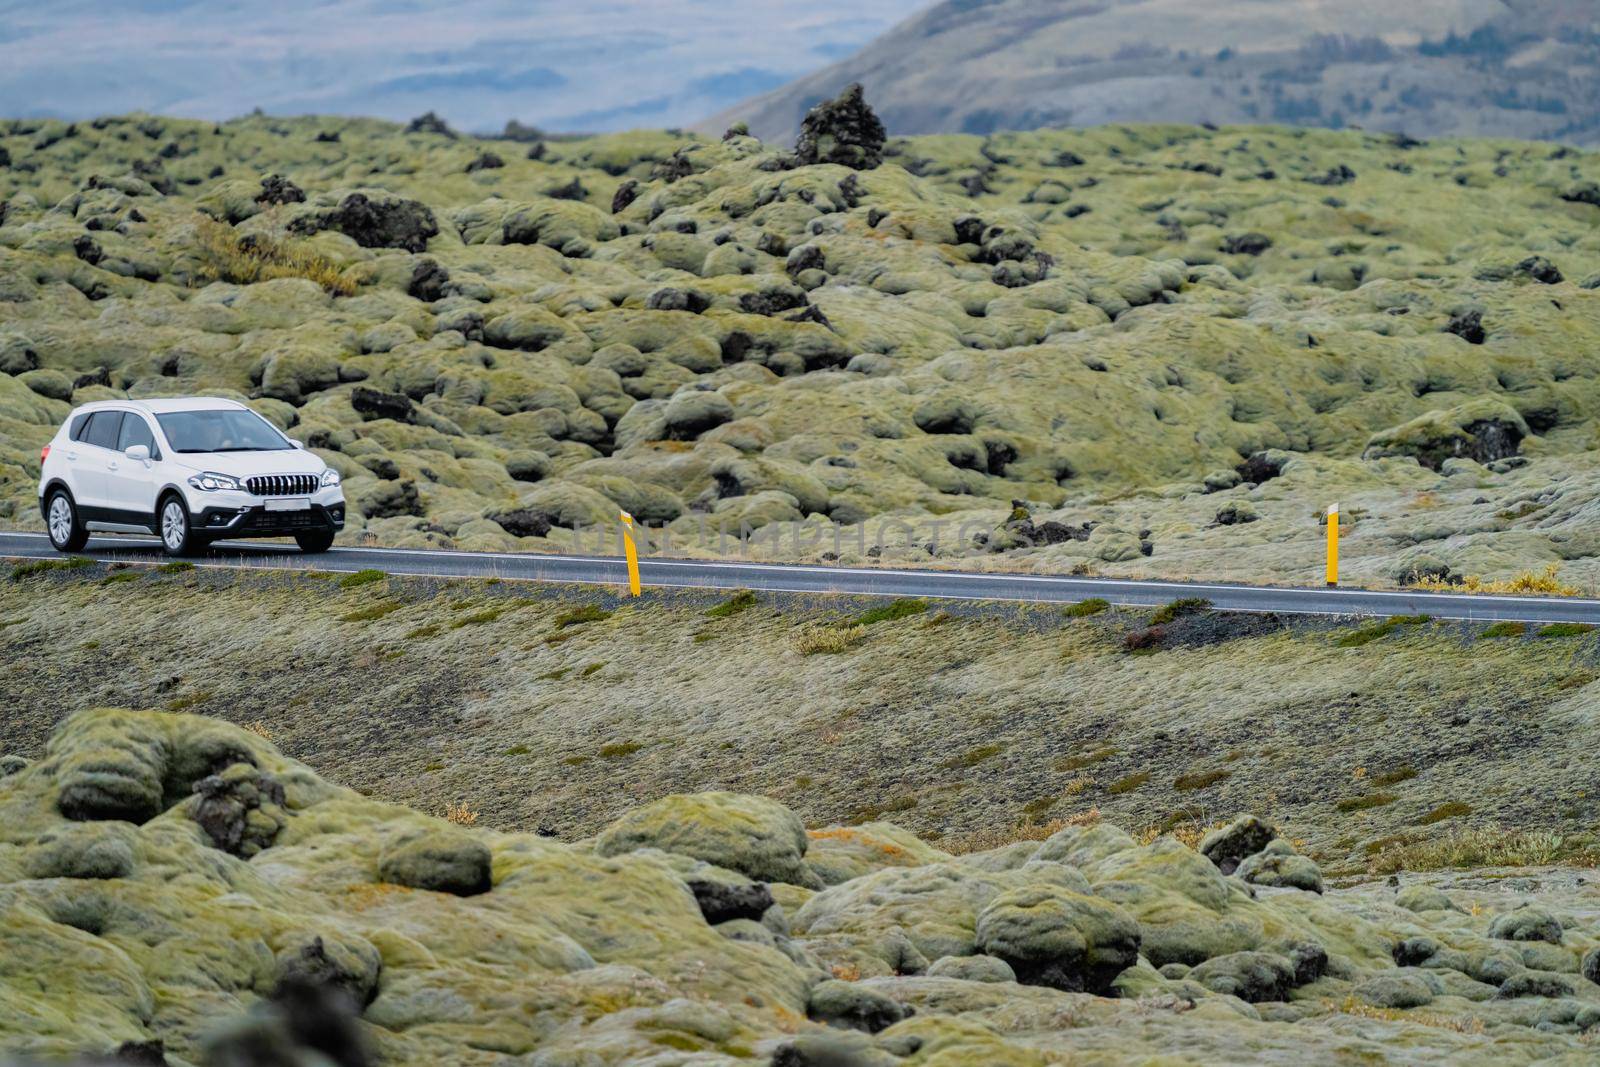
[
  {"x1": 194, "y1": 217, "x2": 356, "y2": 296},
  {"x1": 943, "y1": 808, "x2": 1100, "y2": 855},
  {"x1": 1169, "y1": 820, "x2": 1228, "y2": 850},
  {"x1": 793, "y1": 623, "x2": 866, "y2": 656},
  {"x1": 1367, "y1": 826, "x2": 1595, "y2": 874},
  {"x1": 1333, "y1": 996, "x2": 1485, "y2": 1034},
  {"x1": 1139, "y1": 818, "x2": 1229, "y2": 849},
  {"x1": 1413, "y1": 564, "x2": 1581, "y2": 597},
  {"x1": 443, "y1": 800, "x2": 479, "y2": 826},
  {"x1": 241, "y1": 720, "x2": 275, "y2": 742}
]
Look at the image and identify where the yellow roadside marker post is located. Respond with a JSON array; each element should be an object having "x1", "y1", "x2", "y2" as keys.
[
  {"x1": 620, "y1": 510, "x2": 642, "y2": 597},
  {"x1": 1326, "y1": 503, "x2": 1339, "y2": 588}
]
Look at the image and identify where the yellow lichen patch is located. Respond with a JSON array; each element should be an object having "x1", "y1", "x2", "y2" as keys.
[{"x1": 807, "y1": 827, "x2": 907, "y2": 857}]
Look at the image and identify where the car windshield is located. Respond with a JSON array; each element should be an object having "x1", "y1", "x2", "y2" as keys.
[{"x1": 156, "y1": 409, "x2": 291, "y2": 453}]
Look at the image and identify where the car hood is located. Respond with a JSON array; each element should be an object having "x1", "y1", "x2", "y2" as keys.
[{"x1": 168, "y1": 450, "x2": 328, "y2": 479}]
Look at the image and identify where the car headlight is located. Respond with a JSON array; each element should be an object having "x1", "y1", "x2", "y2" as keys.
[
  {"x1": 320, "y1": 468, "x2": 341, "y2": 488},
  {"x1": 188, "y1": 472, "x2": 243, "y2": 492}
]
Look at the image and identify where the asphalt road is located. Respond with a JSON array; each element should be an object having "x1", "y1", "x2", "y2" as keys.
[{"x1": 5, "y1": 530, "x2": 1599, "y2": 625}]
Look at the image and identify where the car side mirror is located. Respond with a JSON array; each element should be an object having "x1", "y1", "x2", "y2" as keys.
[
  {"x1": 289, "y1": 438, "x2": 304, "y2": 449},
  {"x1": 125, "y1": 444, "x2": 150, "y2": 463}
]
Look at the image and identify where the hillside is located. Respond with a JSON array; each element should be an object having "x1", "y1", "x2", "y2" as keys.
[
  {"x1": 715, "y1": 0, "x2": 1600, "y2": 144},
  {"x1": 6, "y1": 569, "x2": 1600, "y2": 1063},
  {"x1": 2, "y1": 108, "x2": 1600, "y2": 590}
]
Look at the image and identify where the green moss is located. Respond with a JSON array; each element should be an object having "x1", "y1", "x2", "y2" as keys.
[
  {"x1": 855, "y1": 599, "x2": 929, "y2": 626},
  {"x1": 156, "y1": 561, "x2": 195, "y2": 574},
  {"x1": 405, "y1": 623, "x2": 441, "y2": 639},
  {"x1": 1055, "y1": 746, "x2": 1117, "y2": 771},
  {"x1": 338, "y1": 569, "x2": 387, "y2": 590},
  {"x1": 651, "y1": 1033, "x2": 708, "y2": 1053},
  {"x1": 342, "y1": 601, "x2": 402, "y2": 622},
  {"x1": 1149, "y1": 597, "x2": 1211, "y2": 625},
  {"x1": 538, "y1": 668, "x2": 570, "y2": 681},
  {"x1": 1539, "y1": 623, "x2": 1596, "y2": 638},
  {"x1": 580, "y1": 662, "x2": 605, "y2": 677},
  {"x1": 555, "y1": 605, "x2": 611, "y2": 627},
  {"x1": 1363, "y1": 835, "x2": 1411, "y2": 856},
  {"x1": 1479, "y1": 621, "x2": 1527, "y2": 639},
  {"x1": 944, "y1": 742, "x2": 1004, "y2": 769},
  {"x1": 1336, "y1": 792, "x2": 1398, "y2": 813},
  {"x1": 1497, "y1": 501, "x2": 1542, "y2": 520},
  {"x1": 1107, "y1": 771, "x2": 1151, "y2": 795},
  {"x1": 1021, "y1": 796, "x2": 1053, "y2": 817},
  {"x1": 422, "y1": 760, "x2": 445, "y2": 772},
  {"x1": 847, "y1": 794, "x2": 917, "y2": 824},
  {"x1": 1417, "y1": 801, "x2": 1472, "y2": 825},
  {"x1": 562, "y1": 755, "x2": 590, "y2": 766},
  {"x1": 452, "y1": 608, "x2": 504, "y2": 627},
  {"x1": 10, "y1": 557, "x2": 92, "y2": 581},
  {"x1": 1173, "y1": 769, "x2": 1231, "y2": 792},
  {"x1": 1371, "y1": 766, "x2": 1418, "y2": 787},
  {"x1": 99, "y1": 571, "x2": 142, "y2": 586},
  {"x1": 1337, "y1": 615, "x2": 1432, "y2": 648},
  {"x1": 705, "y1": 590, "x2": 757, "y2": 618},
  {"x1": 165, "y1": 690, "x2": 213, "y2": 712},
  {"x1": 1064, "y1": 598, "x2": 1110, "y2": 618},
  {"x1": 599, "y1": 741, "x2": 643, "y2": 759},
  {"x1": 503, "y1": 744, "x2": 532, "y2": 756}
]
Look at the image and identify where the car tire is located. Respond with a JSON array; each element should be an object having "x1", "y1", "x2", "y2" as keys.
[
  {"x1": 294, "y1": 529, "x2": 336, "y2": 553},
  {"x1": 45, "y1": 489, "x2": 89, "y2": 552},
  {"x1": 158, "y1": 494, "x2": 204, "y2": 557}
]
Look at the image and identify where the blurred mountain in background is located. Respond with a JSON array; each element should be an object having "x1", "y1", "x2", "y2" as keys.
[
  {"x1": 713, "y1": 0, "x2": 1600, "y2": 144},
  {"x1": 0, "y1": 0, "x2": 926, "y2": 133}
]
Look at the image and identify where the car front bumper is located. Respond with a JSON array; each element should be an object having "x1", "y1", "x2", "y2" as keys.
[{"x1": 191, "y1": 499, "x2": 345, "y2": 537}]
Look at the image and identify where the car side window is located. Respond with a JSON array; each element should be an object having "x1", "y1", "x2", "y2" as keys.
[
  {"x1": 69, "y1": 413, "x2": 92, "y2": 441},
  {"x1": 116, "y1": 414, "x2": 159, "y2": 458},
  {"x1": 84, "y1": 411, "x2": 124, "y2": 450}
]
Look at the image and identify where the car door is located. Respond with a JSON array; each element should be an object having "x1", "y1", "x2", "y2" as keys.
[
  {"x1": 73, "y1": 410, "x2": 123, "y2": 515},
  {"x1": 106, "y1": 412, "x2": 162, "y2": 526}
]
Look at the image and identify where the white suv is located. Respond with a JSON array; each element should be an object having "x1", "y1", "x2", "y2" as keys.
[{"x1": 38, "y1": 397, "x2": 345, "y2": 556}]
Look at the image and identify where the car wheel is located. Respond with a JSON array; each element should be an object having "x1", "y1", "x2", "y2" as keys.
[
  {"x1": 294, "y1": 529, "x2": 336, "y2": 553},
  {"x1": 45, "y1": 489, "x2": 88, "y2": 552},
  {"x1": 158, "y1": 495, "x2": 203, "y2": 556}
]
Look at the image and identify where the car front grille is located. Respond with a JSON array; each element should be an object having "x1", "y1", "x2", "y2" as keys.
[
  {"x1": 241, "y1": 508, "x2": 326, "y2": 531},
  {"x1": 246, "y1": 474, "x2": 319, "y2": 496}
]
